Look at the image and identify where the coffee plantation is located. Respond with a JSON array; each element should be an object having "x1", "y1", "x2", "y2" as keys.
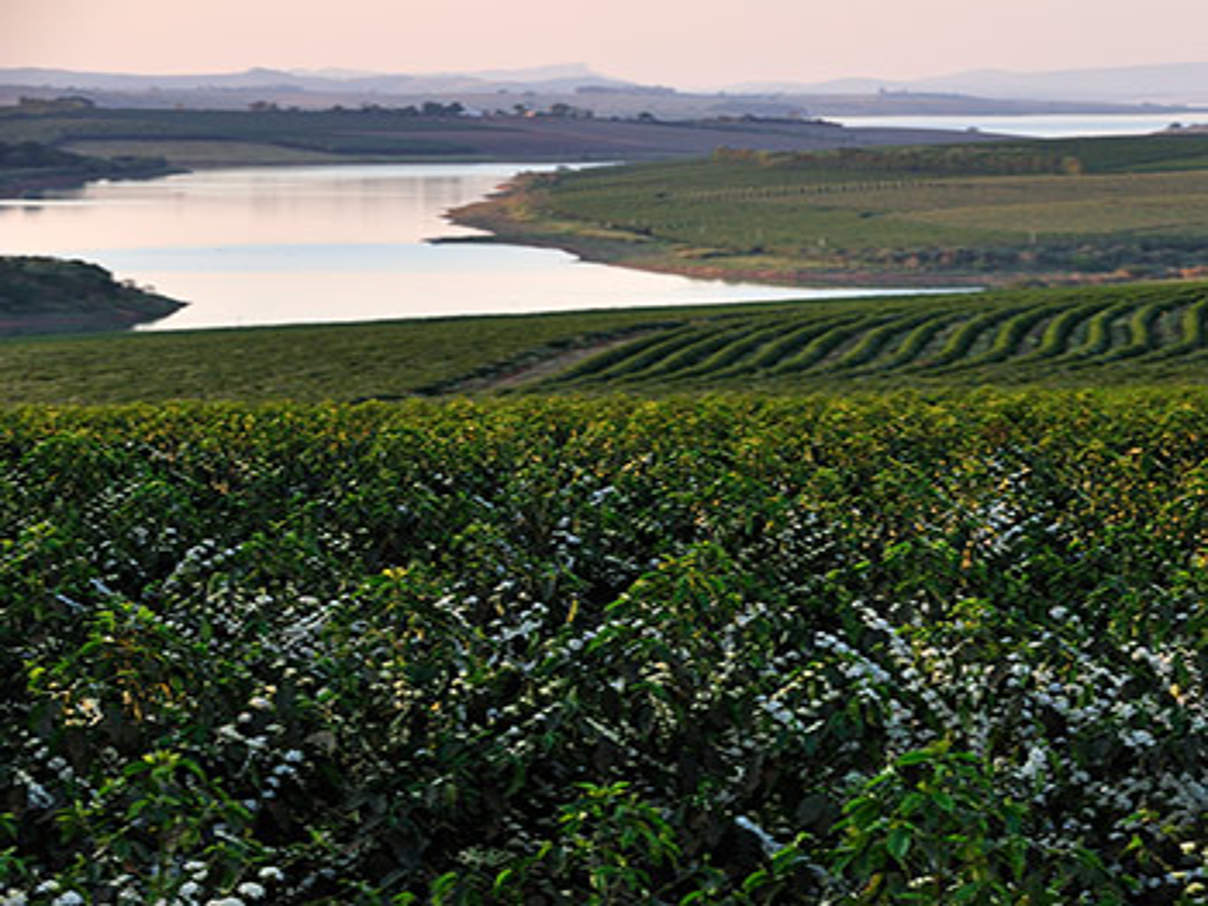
[{"x1": 3, "y1": 390, "x2": 1207, "y2": 904}]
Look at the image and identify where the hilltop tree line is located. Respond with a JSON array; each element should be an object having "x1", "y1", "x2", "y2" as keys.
[
  {"x1": 248, "y1": 100, "x2": 598, "y2": 118},
  {"x1": 250, "y1": 100, "x2": 467, "y2": 116}
]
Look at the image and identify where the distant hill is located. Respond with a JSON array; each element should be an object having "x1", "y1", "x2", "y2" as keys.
[
  {"x1": 730, "y1": 62, "x2": 1208, "y2": 106},
  {"x1": 0, "y1": 64, "x2": 639, "y2": 97},
  {"x1": 2, "y1": 63, "x2": 1199, "y2": 120}
]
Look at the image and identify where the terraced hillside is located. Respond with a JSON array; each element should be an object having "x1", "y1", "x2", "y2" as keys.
[{"x1": 531, "y1": 282, "x2": 1208, "y2": 391}]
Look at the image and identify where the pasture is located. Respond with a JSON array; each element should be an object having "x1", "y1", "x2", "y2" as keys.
[{"x1": 453, "y1": 136, "x2": 1208, "y2": 284}]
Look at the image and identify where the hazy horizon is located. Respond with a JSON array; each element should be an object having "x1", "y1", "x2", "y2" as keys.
[{"x1": 3, "y1": 0, "x2": 1207, "y2": 92}]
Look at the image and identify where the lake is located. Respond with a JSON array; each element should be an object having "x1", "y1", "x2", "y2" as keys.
[
  {"x1": 7, "y1": 109, "x2": 1179, "y2": 330},
  {"x1": 831, "y1": 112, "x2": 1198, "y2": 137},
  {"x1": 0, "y1": 163, "x2": 938, "y2": 331}
]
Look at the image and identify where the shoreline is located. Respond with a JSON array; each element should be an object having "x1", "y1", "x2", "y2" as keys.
[
  {"x1": 433, "y1": 228, "x2": 991, "y2": 289},
  {"x1": 6, "y1": 128, "x2": 1200, "y2": 342}
]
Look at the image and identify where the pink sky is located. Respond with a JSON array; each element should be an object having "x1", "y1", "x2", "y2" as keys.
[{"x1": 2, "y1": 0, "x2": 1205, "y2": 89}]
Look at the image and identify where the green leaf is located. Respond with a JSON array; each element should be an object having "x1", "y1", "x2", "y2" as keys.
[
  {"x1": 742, "y1": 868, "x2": 770, "y2": 893},
  {"x1": 900, "y1": 791, "x2": 927, "y2": 816},
  {"x1": 492, "y1": 868, "x2": 515, "y2": 894},
  {"x1": 953, "y1": 881, "x2": 984, "y2": 903},
  {"x1": 887, "y1": 827, "x2": 912, "y2": 864}
]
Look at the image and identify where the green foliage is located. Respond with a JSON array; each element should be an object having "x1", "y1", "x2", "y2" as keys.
[
  {"x1": 540, "y1": 281, "x2": 1208, "y2": 391},
  {"x1": 2, "y1": 390, "x2": 1208, "y2": 902},
  {"x1": 3, "y1": 280, "x2": 1208, "y2": 403},
  {"x1": 0, "y1": 256, "x2": 183, "y2": 332},
  {"x1": 546, "y1": 782, "x2": 682, "y2": 903},
  {"x1": 831, "y1": 744, "x2": 1045, "y2": 903},
  {"x1": 713, "y1": 143, "x2": 1086, "y2": 177},
  {"x1": 469, "y1": 135, "x2": 1208, "y2": 284}
]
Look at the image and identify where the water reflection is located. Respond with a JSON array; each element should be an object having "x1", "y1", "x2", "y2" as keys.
[
  {"x1": 831, "y1": 113, "x2": 1190, "y2": 138},
  {"x1": 0, "y1": 163, "x2": 945, "y2": 331}
]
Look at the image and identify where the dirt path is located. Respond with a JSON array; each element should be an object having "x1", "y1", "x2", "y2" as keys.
[{"x1": 446, "y1": 333, "x2": 650, "y2": 394}]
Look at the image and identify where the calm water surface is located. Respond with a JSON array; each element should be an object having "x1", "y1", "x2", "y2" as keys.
[
  {"x1": 833, "y1": 112, "x2": 1202, "y2": 137},
  {"x1": 0, "y1": 163, "x2": 934, "y2": 330}
]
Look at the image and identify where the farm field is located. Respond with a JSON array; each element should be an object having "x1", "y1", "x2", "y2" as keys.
[
  {"x1": 2, "y1": 236, "x2": 1208, "y2": 903},
  {"x1": 529, "y1": 281, "x2": 1208, "y2": 393},
  {"x1": 0, "y1": 301, "x2": 798, "y2": 404},
  {"x1": 2, "y1": 390, "x2": 1208, "y2": 903},
  {"x1": 1, "y1": 280, "x2": 1206, "y2": 404},
  {"x1": 0, "y1": 106, "x2": 997, "y2": 172},
  {"x1": 451, "y1": 135, "x2": 1208, "y2": 286}
]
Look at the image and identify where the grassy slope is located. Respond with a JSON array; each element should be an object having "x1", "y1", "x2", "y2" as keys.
[
  {"x1": 450, "y1": 135, "x2": 1208, "y2": 287},
  {"x1": 0, "y1": 108, "x2": 485, "y2": 156},
  {"x1": 0, "y1": 280, "x2": 1205, "y2": 404},
  {"x1": 60, "y1": 139, "x2": 376, "y2": 167},
  {"x1": 0, "y1": 105, "x2": 1003, "y2": 170},
  {"x1": 0, "y1": 302, "x2": 798, "y2": 403}
]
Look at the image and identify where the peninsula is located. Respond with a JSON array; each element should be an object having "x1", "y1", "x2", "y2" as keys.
[
  {"x1": 0, "y1": 256, "x2": 185, "y2": 336},
  {"x1": 450, "y1": 134, "x2": 1208, "y2": 288}
]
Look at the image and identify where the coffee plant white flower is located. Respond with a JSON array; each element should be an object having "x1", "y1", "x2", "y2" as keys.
[{"x1": 2, "y1": 391, "x2": 1207, "y2": 903}]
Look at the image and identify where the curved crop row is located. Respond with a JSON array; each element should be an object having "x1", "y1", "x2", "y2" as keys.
[
  {"x1": 609, "y1": 322, "x2": 768, "y2": 383},
  {"x1": 1169, "y1": 294, "x2": 1208, "y2": 354},
  {"x1": 1079, "y1": 299, "x2": 1174, "y2": 366},
  {"x1": 1023, "y1": 302, "x2": 1109, "y2": 360},
  {"x1": 1059, "y1": 300, "x2": 1140, "y2": 361},
  {"x1": 533, "y1": 283, "x2": 1208, "y2": 390},
  {"x1": 669, "y1": 319, "x2": 814, "y2": 381},
  {"x1": 546, "y1": 327, "x2": 695, "y2": 384},
  {"x1": 824, "y1": 310, "x2": 924, "y2": 372},
  {"x1": 1109, "y1": 291, "x2": 1208, "y2": 367},
  {"x1": 706, "y1": 315, "x2": 866, "y2": 377},
  {"x1": 933, "y1": 304, "x2": 1057, "y2": 373},
  {"x1": 558, "y1": 326, "x2": 716, "y2": 384},
  {"x1": 865, "y1": 311, "x2": 964, "y2": 372},
  {"x1": 911, "y1": 307, "x2": 1024, "y2": 371},
  {"x1": 766, "y1": 315, "x2": 890, "y2": 375}
]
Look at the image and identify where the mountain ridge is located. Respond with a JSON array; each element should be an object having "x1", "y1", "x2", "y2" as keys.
[
  {"x1": 0, "y1": 63, "x2": 634, "y2": 96},
  {"x1": 728, "y1": 61, "x2": 1208, "y2": 105}
]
